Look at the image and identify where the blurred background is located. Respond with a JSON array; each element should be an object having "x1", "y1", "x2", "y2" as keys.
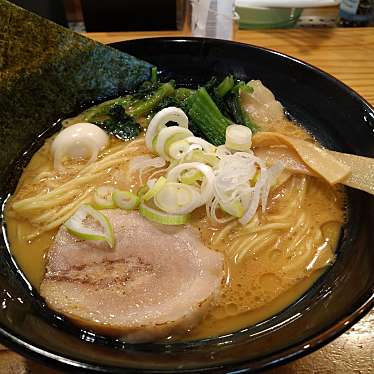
[{"x1": 7, "y1": 0, "x2": 374, "y2": 32}]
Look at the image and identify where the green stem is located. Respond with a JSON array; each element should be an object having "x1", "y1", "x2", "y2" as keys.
[
  {"x1": 188, "y1": 87, "x2": 232, "y2": 145},
  {"x1": 175, "y1": 87, "x2": 195, "y2": 101},
  {"x1": 128, "y1": 82, "x2": 175, "y2": 118},
  {"x1": 83, "y1": 96, "x2": 132, "y2": 122},
  {"x1": 150, "y1": 66, "x2": 158, "y2": 83},
  {"x1": 216, "y1": 75, "x2": 235, "y2": 97}
]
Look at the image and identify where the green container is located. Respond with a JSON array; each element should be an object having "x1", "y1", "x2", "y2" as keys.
[{"x1": 236, "y1": 5, "x2": 302, "y2": 29}]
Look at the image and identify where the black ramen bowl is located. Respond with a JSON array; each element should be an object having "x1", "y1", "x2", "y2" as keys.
[{"x1": 0, "y1": 38, "x2": 373, "y2": 373}]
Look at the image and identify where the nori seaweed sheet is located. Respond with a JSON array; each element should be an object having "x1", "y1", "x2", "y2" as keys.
[{"x1": 0, "y1": 0, "x2": 152, "y2": 171}]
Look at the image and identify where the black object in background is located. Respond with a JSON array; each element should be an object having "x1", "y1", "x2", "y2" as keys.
[
  {"x1": 338, "y1": 0, "x2": 374, "y2": 26},
  {"x1": 81, "y1": 0, "x2": 177, "y2": 32},
  {"x1": 9, "y1": 0, "x2": 68, "y2": 26}
]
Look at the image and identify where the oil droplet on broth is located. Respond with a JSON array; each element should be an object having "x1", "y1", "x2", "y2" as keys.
[
  {"x1": 210, "y1": 305, "x2": 227, "y2": 319},
  {"x1": 225, "y1": 302, "x2": 239, "y2": 316},
  {"x1": 259, "y1": 273, "x2": 282, "y2": 293}
]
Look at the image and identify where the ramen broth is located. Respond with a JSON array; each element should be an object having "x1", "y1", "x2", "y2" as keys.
[{"x1": 5, "y1": 113, "x2": 345, "y2": 340}]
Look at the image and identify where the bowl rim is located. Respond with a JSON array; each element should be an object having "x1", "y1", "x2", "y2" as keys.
[
  {"x1": 0, "y1": 36, "x2": 373, "y2": 373},
  {"x1": 112, "y1": 36, "x2": 374, "y2": 116}
]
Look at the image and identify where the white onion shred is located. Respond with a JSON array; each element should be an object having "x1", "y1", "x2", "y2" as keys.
[
  {"x1": 214, "y1": 153, "x2": 260, "y2": 225},
  {"x1": 129, "y1": 155, "x2": 166, "y2": 173},
  {"x1": 260, "y1": 161, "x2": 284, "y2": 213},
  {"x1": 216, "y1": 145, "x2": 232, "y2": 159},
  {"x1": 142, "y1": 108, "x2": 285, "y2": 225}
]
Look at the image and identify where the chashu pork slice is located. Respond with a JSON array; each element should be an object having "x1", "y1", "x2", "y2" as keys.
[{"x1": 40, "y1": 210, "x2": 224, "y2": 342}]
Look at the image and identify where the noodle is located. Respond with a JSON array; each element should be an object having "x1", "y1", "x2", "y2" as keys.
[
  {"x1": 27, "y1": 199, "x2": 91, "y2": 239},
  {"x1": 222, "y1": 175, "x2": 309, "y2": 264},
  {"x1": 212, "y1": 220, "x2": 238, "y2": 246},
  {"x1": 247, "y1": 222, "x2": 291, "y2": 233},
  {"x1": 4, "y1": 106, "x2": 346, "y2": 341},
  {"x1": 10, "y1": 138, "x2": 148, "y2": 238},
  {"x1": 235, "y1": 233, "x2": 277, "y2": 263}
]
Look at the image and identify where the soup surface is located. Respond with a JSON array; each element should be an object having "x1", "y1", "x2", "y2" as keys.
[{"x1": 5, "y1": 79, "x2": 346, "y2": 341}]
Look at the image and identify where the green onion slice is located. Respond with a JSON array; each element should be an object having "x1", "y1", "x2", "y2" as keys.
[
  {"x1": 185, "y1": 136, "x2": 216, "y2": 153},
  {"x1": 64, "y1": 204, "x2": 115, "y2": 248},
  {"x1": 137, "y1": 185, "x2": 149, "y2": 200},
  {"x1": 225, "y1": 124, "x2": 252, "y2": 152},
  {"x1": 143, "y1": 176, "x2": 167, "y2": 201},
  {"x1": 184, "y1": 149, "x2": 219, "y2": 167},
  {"x1": 155, "y1": 126, "x2": 193, "y2": 160},
  {"x1": 93, "y1": 186, "x2": 116, "y2": 209},
  {"x1": 168, "y1": 139, "x2": 190, "y2": 160},
  {"x1": 112, "y1": 190, "x2": 140, "y2": 210},
  {"x1": 145, "y1": 107, "x2": 189, "y2": 151},
  {"x1": 167, "y1": 162, "x2": 215, "y2": 206},
  {"x1": 180, "y1": 169, "x2": 204, "y2": 185},
  {"x1": 154, "y1": 182, "x2": 200, "y2": 214},
  {"x1": 139, "y1": 202, "x2": 190, "y2": 225}
]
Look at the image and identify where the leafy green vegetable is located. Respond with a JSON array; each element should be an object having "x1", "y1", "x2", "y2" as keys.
[
  {"x1": 216, "y1": 75, "x2": 235, "y2": 97},
  {"x1": 222, "y1": 82, "x2": 259, "y2": 133},
  {"x1": 82, "y1": 96, "x2": 132, "y2": 122},
  {"x1": 128, "y1": 82, "x2": 175, "y2": 118},
  {"x1": 204, "y1": 76, "x2": 228, "y2": 116},
  {"x1": 131, "y1": 80, "x2": 161, "y2": 100},
  {"x1": 175, "y1": 87, "x2": 195, "y2": 101},
  {"x1": 150, "y1": 66, "x2": 158, "y2": 83},
  {"x1": 82, "y1": 73, "x2": 259, "y2": 145},
  {"x1": 148, "y1": 87, "x2": 195, "y2": 115},
  {"x1": 94, "y1": 104, "x2": 140, "y2": 140},
  {"x1": 82, "y1": 74, "x2": 176, "y2": 140},
  {"x1": 187, "y1": 87, "x2": 232, "y2": 146},
  {"x1": 204, "y1": 76, "x2": 259, "y2": 133}
]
